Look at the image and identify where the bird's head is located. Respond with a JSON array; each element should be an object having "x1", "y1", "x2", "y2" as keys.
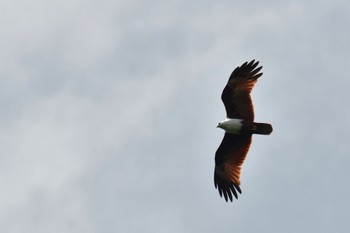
[{"x1": 216, "y1": 122, "x2": 223, "y2": 129}]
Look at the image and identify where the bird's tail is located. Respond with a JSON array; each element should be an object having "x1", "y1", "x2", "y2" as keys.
[{"x1": 252, "y1": 122, "x2": 273, "y2": 135}]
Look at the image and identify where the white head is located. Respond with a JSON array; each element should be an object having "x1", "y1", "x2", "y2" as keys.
[
  {"x1": 216, "y1": 121, "x2": 225, "y2": 129},
  {"x1": 216, "y1": 118, "x2": 243, "y2": 134}
]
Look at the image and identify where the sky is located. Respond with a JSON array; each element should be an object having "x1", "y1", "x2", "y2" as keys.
[{"x1": 1, "y1": 0, "x2": 350, "y2": 232}]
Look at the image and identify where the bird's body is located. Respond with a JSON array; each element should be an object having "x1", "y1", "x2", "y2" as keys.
[
  {"x1": 218, "y1": 118, "x2": 273, "y2": 135},
  {"x1": 214, "y1": 60, "x2": 272, "y2": 202}
]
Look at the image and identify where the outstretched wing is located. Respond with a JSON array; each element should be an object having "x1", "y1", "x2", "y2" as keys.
[
  {"x1": 222, "y1": 60, "x2": 262, "y2": 121},
  {"x1": 214, "y1": 133, "x2": 252, "y2": 202}
]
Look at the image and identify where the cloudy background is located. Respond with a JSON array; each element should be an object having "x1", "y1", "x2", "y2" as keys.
[{"x1": 1, "y1": 0, "x2": 350, "y2": 232}]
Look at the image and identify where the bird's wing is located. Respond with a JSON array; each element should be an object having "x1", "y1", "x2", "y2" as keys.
[
  {"x1": 221, "y1": 60, "x2": 262, "y2": 120},
  {"x1": 214, "y1": 133, "x2": 252, "y2": 202}
]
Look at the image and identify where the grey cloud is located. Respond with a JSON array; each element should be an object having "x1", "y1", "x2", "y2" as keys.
[{"x1": 1, "y1": 0, "x2": 350, "y2": 233}]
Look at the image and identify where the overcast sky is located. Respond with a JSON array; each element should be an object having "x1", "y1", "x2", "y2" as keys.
[{"x1": 1, "y1": 0, "x2": 350, "y2": 232}]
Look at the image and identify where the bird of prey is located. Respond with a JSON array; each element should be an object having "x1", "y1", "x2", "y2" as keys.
[{"x1": 215, "y1": 60, "x2": 273, "y2": 202}]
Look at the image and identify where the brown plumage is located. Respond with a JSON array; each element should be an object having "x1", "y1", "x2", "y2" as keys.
[{"x1": 214, "y1": 60, "x2": 272, "y2": 202}]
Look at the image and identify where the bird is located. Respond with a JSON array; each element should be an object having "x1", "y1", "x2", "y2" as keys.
[{"x1": 214, "y1": 60, "x2": 273, "y2": 202}]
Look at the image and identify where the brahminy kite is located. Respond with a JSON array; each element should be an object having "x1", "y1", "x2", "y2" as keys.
[{"x1": 215, "y1": 60, "x2": 273, "y2": 202}]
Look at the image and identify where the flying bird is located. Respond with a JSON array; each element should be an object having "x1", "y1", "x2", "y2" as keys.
[{"x1": 215, "y1": 60, "x2": 273, "y2": 202}]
